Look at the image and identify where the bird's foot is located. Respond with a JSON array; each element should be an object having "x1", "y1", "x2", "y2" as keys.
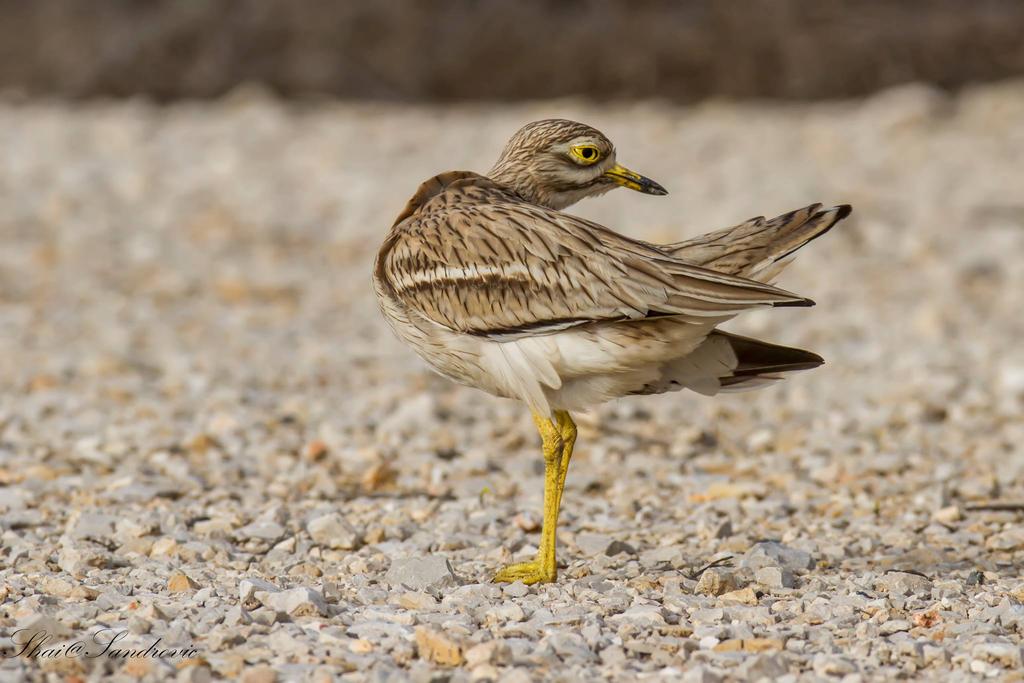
[{"x1": 492, "y1": 559, "x2": 556, "y2": 585}]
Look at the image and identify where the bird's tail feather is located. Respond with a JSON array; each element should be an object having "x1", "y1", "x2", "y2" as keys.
[
  {"x1": 630, "y1": 330, "x2": 823, "y2": 397},
  {"x1": 666, "y1": 204, "x2": 852, "y2": 282},
  {"x1": 714, "y1": 331, "x2": 824, "y2": 393}
]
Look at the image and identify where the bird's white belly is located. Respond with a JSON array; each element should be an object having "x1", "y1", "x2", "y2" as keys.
[
  {"x1": 377, "y1": 281, "x2": 720, "y2": 415},
  {"x1": 375, "y1": 286, "x2": 502, "y2": 392},
  {"x1": 529, "y1": 319, "x2": 716, "y2": 412}
]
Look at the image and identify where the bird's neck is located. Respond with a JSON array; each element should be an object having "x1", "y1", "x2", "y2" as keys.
[
  {"x1": 489, "y1": 163, "x2": 582, "y2": 210},
  {"x1": 489, "y1": 162, "x2": 544, "y2": 206}
]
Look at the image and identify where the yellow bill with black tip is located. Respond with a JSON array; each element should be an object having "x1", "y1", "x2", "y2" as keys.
[{"x1": 602, "y1": 163, "x2": 668, "y2": 196}]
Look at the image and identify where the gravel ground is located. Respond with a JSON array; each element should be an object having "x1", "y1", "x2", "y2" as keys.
[{"x1": 1, "y1": 82, "x2": 1024, "y2": 682}]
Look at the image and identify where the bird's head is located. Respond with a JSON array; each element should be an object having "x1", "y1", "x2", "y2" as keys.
[{"x1": 488, "y1": 119, "x2": 667, "y2": 211}]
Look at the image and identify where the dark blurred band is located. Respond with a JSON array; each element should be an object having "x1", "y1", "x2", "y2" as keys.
[{"x1": 1, "y1": 0, "x2": 1023, "y2": 101}]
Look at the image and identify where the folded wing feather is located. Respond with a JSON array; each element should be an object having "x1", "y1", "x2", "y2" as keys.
[{"x1": 379, "y1": 173, "x2": 814, "y2": 340}]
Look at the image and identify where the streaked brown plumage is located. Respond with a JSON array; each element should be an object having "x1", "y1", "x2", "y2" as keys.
[{"x1": 373, "y1": 119, "x2": 851, "y2": 583}]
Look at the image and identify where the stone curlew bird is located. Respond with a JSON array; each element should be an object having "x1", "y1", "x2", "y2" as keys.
[{"x1": 373, "y1": 119, "x2": 850, "y2": 584}]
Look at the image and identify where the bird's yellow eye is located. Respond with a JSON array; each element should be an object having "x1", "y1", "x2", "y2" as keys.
[{"x1": 569, "y1": 144, "x2": 601, "y2": 165}]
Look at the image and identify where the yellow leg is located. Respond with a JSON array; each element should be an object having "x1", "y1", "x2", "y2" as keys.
[
  {"x1": 553, "y1": 411, "x2": 577, "y2": 511},
  {"x1": 494, "y1": 411, "x2": 576, "y2": 585}
]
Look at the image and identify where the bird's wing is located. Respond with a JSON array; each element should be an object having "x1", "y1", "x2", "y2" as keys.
[
  {"x1": 665, "y1": 204, "x2": 851, "y2": 281},
  {"x1": 377, "y1": 173, "x2": 812, "y2": 339}
]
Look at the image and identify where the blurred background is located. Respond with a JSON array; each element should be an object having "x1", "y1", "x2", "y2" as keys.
[
  {"x1": 3, "y1": 0, "x2": 1024, "y2": 101},
  {"x1": 3, "y1": 3, "x2": 1024, "y2": 681}
]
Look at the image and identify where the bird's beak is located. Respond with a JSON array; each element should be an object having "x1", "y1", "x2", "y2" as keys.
[{"x1": 602, "y1": 163, "x2": 668, "y2": 196}]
